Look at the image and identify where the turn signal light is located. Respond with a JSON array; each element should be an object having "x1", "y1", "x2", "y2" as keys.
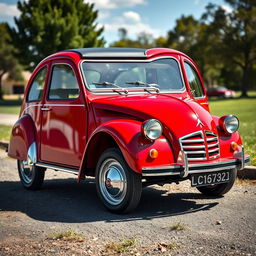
[
  {"x1": 230, "y1": 141, "x2": 238, "y2": 151},
  {"x1": 149, "y1": 149, "x2": 158, "y2": 159}
]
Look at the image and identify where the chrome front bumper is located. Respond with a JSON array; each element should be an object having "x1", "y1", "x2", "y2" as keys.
[{"x1": 142, "y1": 147, "x2": 250, "y2": 177}]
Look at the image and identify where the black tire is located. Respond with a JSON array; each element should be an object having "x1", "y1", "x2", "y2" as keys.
[
  {"x1": 17, "y1": 160, "x2": 45, "y2": 190},
  {"x1": 196, "y1": 169, "x2": 237, "y2": 196},
  {"x1": 95, "y1": 148, "x2": 142, "y2": 213}
]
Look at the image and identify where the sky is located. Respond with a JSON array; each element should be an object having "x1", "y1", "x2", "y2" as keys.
[{"x1": 0, "y1": 0, "x2": 229, "y2": 45}]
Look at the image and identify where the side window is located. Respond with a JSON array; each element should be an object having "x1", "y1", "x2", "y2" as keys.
[
  {"x1": 184, "y1": 62, "x2": 204, "y2": 98},
  {"x1": 27, "y1": 67, "x2": 47, "y2": 102},
  {"x1": 48, "y1": 64, "x2": 80, "y2": 100}
]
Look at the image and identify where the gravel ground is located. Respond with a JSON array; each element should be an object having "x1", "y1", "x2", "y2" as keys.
[{"x1": 0, "y1": 149, "x2": 256, "y2": 256}]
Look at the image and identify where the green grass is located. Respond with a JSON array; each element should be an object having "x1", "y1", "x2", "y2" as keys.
[
  {"x1": 105, "y1": 238, "x2": 136, "y2": 254},
  {"x1": 162, "y1": 222, "x2": 187, "y2": 231},
  {"x1": 0, "y1": 99, "x2": 22, "y2": 115},
  {"x1": 50, "y1": 229, "x2": 85, "y2": 242},
  {"x1": 0, "y1": 106, "x2": 21, "y2": 115},
  {"x1": 209, "y1": 93, "x2": 256, "y2": 166},
  {"x1": 0, "y1": 125, "x2": 12, "y2": 142}
]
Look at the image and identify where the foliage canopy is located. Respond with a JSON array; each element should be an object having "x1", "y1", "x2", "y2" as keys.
[
  {"x1": 0, "y1": 23, "x2": 22, "y2": 99},
  {"x1": 11, "y1": 0, "x2": 105, "y2": 70}
]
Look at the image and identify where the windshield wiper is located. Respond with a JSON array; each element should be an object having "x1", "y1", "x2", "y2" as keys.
[
  {"x1": 92, "y1": 81, "x2": 128, "y2": 94},
  {"x1": 126, "y1": 81, "x2": 160, "y2": 93}
]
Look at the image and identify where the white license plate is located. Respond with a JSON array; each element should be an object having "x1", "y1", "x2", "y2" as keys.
[{"x1": 191, "y1": 171, "x2": 230, "y2": 187}]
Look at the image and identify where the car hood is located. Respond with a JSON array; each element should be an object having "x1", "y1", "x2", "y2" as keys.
[{"x1": 91, "y1": 94, "x2": 217, "y2": 139}]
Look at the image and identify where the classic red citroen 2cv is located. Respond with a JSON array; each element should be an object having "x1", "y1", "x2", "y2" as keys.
[{"x1": 8, "y1": 48, "x2": 250, "y2": 213}]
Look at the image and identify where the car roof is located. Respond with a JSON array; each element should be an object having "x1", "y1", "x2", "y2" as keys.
[
  {"x1": 65, "y1": 47, "x2": 147, "y2": 58},
  {"x1": 60, "y1": 47, "x2": 191, "y2": 59},
  {"x1": 39, "y1": 47, "x2": 193, "y2": 66}
]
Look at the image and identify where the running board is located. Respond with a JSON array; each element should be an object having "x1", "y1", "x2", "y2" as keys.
[{"x1": 36, "y1": 162, "x2": 79, "y2": 175}]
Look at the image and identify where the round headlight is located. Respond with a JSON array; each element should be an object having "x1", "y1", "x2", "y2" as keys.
[
  {"x1": 142, "y1": 119, "x2": 162, "y2": 140},
  {"x1": 219, "y1": 115, "x2": 239, "y2": 134}
]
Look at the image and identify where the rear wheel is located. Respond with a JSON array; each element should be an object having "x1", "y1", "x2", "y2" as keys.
[
  {"x1": 196, "y1": 169, "x2": 237, "y2": 196},
  {"x1": 18, "y1": 160, "x2": 45, "y2": 190},
  {"x1": 96, "y1": 148, "x2": 142, "y2": 213}
]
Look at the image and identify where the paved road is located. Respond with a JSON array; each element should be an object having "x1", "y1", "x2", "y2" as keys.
[
  {"x1": 0, "y1": 149, "x2": 255, "y2": 256},
  {"x1": 0, "y1": 113, "x2": 18, "y2": 126}
]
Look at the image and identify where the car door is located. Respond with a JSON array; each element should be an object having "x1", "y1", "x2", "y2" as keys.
[{"x1": 40, "y1": 60, "x2": 87, "y2": 168}]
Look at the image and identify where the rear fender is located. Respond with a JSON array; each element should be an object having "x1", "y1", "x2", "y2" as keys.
[
  {"x1": 8, "y1": 114, "x2": 37, "y2": 162},
  {"x1": 78, "y1": 119, "x2": 174, "y2": 181}
]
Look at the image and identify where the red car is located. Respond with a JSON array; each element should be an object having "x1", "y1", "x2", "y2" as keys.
[
  {"x1": 207, "y1": 86, "x2": 236, "y2": 98},
  {"x1": 8, "y1": 48, "x2": 249, "y2": 213}
]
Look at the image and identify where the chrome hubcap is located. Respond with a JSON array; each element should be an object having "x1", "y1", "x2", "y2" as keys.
[
  {"x1": 99, "y1": 159, "x2": 127, "y2": 205},
  {"x1": 19, "y1": 160, "x2": 33, "y2": 184}
]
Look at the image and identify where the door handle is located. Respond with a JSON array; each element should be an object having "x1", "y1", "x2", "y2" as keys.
[{"x1": 41, "y1": 107, "x2": 52, "y2": 111}]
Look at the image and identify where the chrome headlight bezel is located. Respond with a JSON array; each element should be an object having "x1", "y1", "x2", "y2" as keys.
[
  {"x1": 219, "y1": 115, "x2": 239, "y2": 134},
  {"x1": 142, "y1": 119, "x2": 163, "y2": 140}
]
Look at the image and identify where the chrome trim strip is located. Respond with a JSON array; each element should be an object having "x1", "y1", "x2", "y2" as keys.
[
  {"x1": 182, "y1": 145, "x2": 205, "y2": 149},
  {"x1": 241, "y1": 145, "x2": 245, "y2": 170},
  {"x1": 208, "y1": 148, "x2": 219, "y2": 153},
  {"x1": 187, "y1": 151, "x2": 206, "y2": 154},
  {"x1": 206, "y1": 137, "x2": 218, "y2": 142},
  {"x1": 142, "y1": 156, "x2": 250, "y2": 171},
  {"x1": 22, "y1": 104, "x2": 84, "y2": 116},
  {"x1": 179, "y1": 130, "x2": 203, "y2": 140},
  {"x1": 188, "y1": 165, "x2": 236, "y2": 174},
  {"x1": 182, "y1": 151, "x2": 189, "y2": 177},
  {"x1": 43, "y1": 104, "x2": 84, "y2": 107},
  {"x1": 208, "y1": 142, "x2": 219, "y2": 148},
  {"x1": 188, "y1": 157, "x2": 207, "y2": 161},
  {"x1": 209, "y1": 154, "x2": 220, "y2": 159},
  {"x1": 181, "y1": 139, "x2": 204, "y2": 143},
  {"x1": 142, "y1": 165, "x2": 180, "y2": 171},
  {"x1": 142, "y1": 171, "x2": 180, "y2": 177},
  {"x1": 22, "y1": 104, "x2": 42, "y2": 116},
  {"x1": 36, "y1": 162, "x2": 79, "y2": 175},
  {"x1": 23, "y1": 142, "x2": 37, "y2": 168}
]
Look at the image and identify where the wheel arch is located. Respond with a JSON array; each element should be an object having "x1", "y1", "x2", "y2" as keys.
[
  {"x1": 79, "y1": 131, "x2": 119, "y2": 178},
  {"x1": 8, "y1": 114, "x2": 37, "y2": 161},
  {"x1": 78, "y1": 120, "x2": 143, "y2": 182}
]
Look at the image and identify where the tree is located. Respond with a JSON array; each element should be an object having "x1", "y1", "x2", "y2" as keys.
[
  {"x1": 202, "y1": 0, "x2": 256, "y2": 96},
  {"x1": 11, "y1": 0, "x2": 105, "y2": 70},
  {"x1": 166, "y1": 16, "x2": 221, "y2": 87},
  {"x1": 111, "y1": 28, "x2": 155, "y2": 48},
  {"x1": 0, "y1": 23, "x2": 22, "y2": 100}
]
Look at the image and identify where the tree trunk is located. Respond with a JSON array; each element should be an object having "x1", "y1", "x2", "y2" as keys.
[
  {"x1": 240, "y1": 65, "x2": 249, "y2": 98},
  {"x1": 0, "y1": 73, "x2": 4, "y2": 100}
]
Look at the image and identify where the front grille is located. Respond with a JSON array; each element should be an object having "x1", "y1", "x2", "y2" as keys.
[
  {"x1": 179, "y1": 131, "x2": 220, "y2": 161},
  {"x1": 205, "y1": 131, "x2": 220, "y2": 159}
]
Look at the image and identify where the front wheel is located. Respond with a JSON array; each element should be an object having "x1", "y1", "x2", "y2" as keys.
[
  {"x1": 18, "y1": 160, "x2": 45, "y2": 190},
  {"x1": 196, "y1": 169, "x2": 237, "y2": 196},
  {"x1": 96, "y1": 148, "x2": 142, "y2": 213}
]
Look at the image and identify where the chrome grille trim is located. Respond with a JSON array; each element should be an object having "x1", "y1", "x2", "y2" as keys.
[{"x1": 179, "y1": 130, "x2": 220, "y2": 161}]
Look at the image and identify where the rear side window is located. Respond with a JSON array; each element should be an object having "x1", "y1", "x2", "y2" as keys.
[
  {"x1": 184, "y1": 62, "x2": 204, "y2": 98},
  {"x1": 48, "y1": 64, "x2": 80, "y2": 100},
  {"x1": 27, "y1": 67, "x2": 47, "y2": 102}
]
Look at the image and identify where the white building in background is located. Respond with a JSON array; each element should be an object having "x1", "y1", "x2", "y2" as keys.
[{"x1": 2, "y1": 71, "x2": 31, "y2": 95}]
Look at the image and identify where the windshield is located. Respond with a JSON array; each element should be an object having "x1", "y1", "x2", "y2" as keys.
[{"x1": 81, "y1": 58, "x2": 184, "y2": 93}]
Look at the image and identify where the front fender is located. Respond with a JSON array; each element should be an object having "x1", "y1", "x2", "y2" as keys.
[
  {"x1": 8, "y1": 114, "x2": 36, "y2": 161},
  {"x1": 212, "y1": 115, "x2": 242, "y2": 157},
  {"x1": 78, "y1": 119, "x2": 174, "y2": 180}
]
